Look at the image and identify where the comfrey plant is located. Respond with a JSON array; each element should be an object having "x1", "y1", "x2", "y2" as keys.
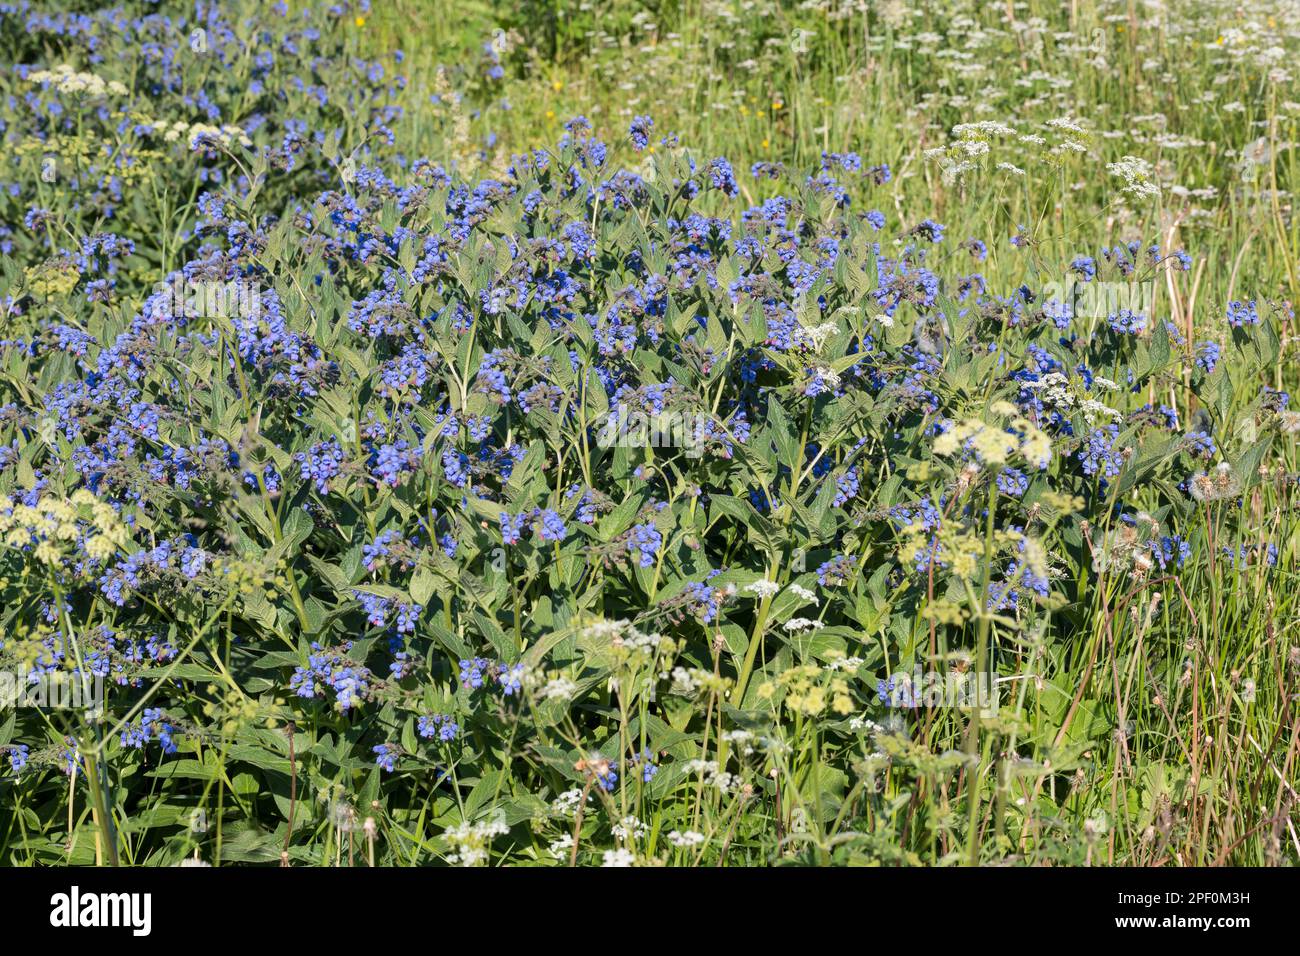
[{"x1": 0, "y1": 0, "x2": 1295, "y2": 868}]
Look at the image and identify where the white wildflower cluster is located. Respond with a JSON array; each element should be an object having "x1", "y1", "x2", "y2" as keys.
[
  {"x1": 548, "y1": 833, "x2": 574, "y2": 859},
  {"x1": 1107, "y1": 155, "x2": 1161, "y2": 198},
  {"x1": 444, "y1": 817, "x2": 509, "y2": 867},
  {"x1": 684, "y1": 759, "x2": 739, "y2": 792},
  {"x1": 26, "y1": 65, "x2": 128, "y2": 97},
  {"x1": 551, "y1": 787, "x2": 590, "y2": 818},
  {"x1": 786, "y1": 583, "x2": 816, "y2": 602},
  {"x1": 807, "y1": 364, "x2": 841, "y2": 391},
  {"x1": 667, "y1": 664, "x2": 732, "y2": 697},
  {"x1": 744, "y1": 578, "x2": 781, "y2": 598},
  {"x1": 783, "y1": 617, "x2": 825, "y2": 633},
  {"x1": 825, "y1": 656, "x2": 866, "y2": 672},
  {"x1": 927, "y1": 116, "x2": 1098, "y2": 183},
  {"x1": 951, "y1": 120, "x2": 1018, "y2": 138},
  {"x1": 798, "y1": 321, "x2": 840, "y2": 351},
  {"x1": 1021, "y1": 371, "x2": 1073, "y2": 410},
  {"x1": 601, "y1": 848, "x2": 636, "y2": 867},
  {"x1": 601, "y1": 619, "x2": 665, "y2": 653},
  {"x1": 666, "y1": 830, "x2": 706, "y2": 848},
  {"x1": 1049, "y1": 139, "x2": 1088, "y2": 157},
  {"x1": 848, "y1": 716, "x2": 883, "y2": 733},
  {"x1": 540, "y1": 676, "x2": 578, "y2": 702},
  {"x1": 669, "y1": 666, "x2": 700, "y2": 694},
  {"x1": 722, "y1": 729, "x2": 756, "y2": 755},
  {"x1": 1078, "y1": 399, "x2": 1124, "y2": 426},
  {"x1": 612, "y1": 815, "x2": 649, "y2": 840},
  {"x1": 583, "y1": 618, "x2": 628, "y2": 640},
  {"x1": 1045, "y1": 116, "x2": 1088, "y2": 135},
  {"x1": 924, "y1": 140, "x2": 985, "y2": 184}
]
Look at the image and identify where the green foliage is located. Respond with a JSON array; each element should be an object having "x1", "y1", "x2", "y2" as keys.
[{"x1": 0, "y1": 0, "x2": 1296, "y2": 868}]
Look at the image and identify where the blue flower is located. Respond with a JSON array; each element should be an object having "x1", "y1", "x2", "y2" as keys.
[
  {"x1": 833, "y1": 467, "x2": 860, "y2": 507},
  {"x1": 373, "y1": 744, "x2": 398, "y2": 772},
  {"x1": 1184, "y1": 431, "x2": 1216, "y2": 459},
  {"x1": 1196, "y1": 341, "x2": 1221, "y2": 373},
  {"x1": 1107, "y1": 309, "x2": 1147, "y2": 335},
  {"x1": 816, "y1": 554, "x2": 856, "y2": 587},
  {"x1": 706, "y1": 157, "x2": 738, "y2": 196},
  {"x1": 459, "y1": 657, "x2": 491, "y2": 690},
  {"x1": 534, "y1": 508, "x2": 567, "y2": 542},
  {"x1": 418, "y1": 714, "x2": 460, "y2": 742},
  {"x1": 499, "y1": 510, "x2": 526, "y2": 544},
  {"x1": 1226, "y1": 300, "x2": 1259, "y2": 328},
  {"x1": 877, "y1": 677, "x2": 918, "y2": 709},
  {"x1": 296, "y1": 438, "x2": 344, "y2": 494},
  {"x1": 1078, "y1": 425, "x2": 1122, "y2": 478},
  {"x1": 7, "y1": 744, "x2": 29, "y2": 774},
  {"x1": 997, "y1": 467, "x2": 1028, "y2": 497},
  {"x1": 497, "y1": 662, "x2": 525, "y2": 695},
  {"x1": 627, "y1": 523, "x2": 662, "y2": 568},
  {"x1": 911, "y1": 219, "x2": 945, "y2": 243},
  {"x1": 629, "y1": 115, "x2": 654, "y2": 151}
]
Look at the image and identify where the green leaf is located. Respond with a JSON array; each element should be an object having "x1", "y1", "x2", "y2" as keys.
[{"x1": 410, "y1": 566, "x2": 438, "y2": 606}]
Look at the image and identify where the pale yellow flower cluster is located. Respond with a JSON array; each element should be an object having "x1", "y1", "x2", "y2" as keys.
[
  {"x1": 24, "y1": 258, "x2": 81, "y2": 297},
  {"x1": 152, "y1": 119, "x2": 253, "y2": 150},
  {"x1": 933, "y1": 402, "x2": 1052, "y2": 469},
  {"x1": 0, "y1": 489, "x2": 129, "y2": 568},
  {"x1": 758, "y1": 664, "x2": 854, "y2": 717},
  {"x1": 26, "y1": 64, "x2": 129, "y2": 98}
]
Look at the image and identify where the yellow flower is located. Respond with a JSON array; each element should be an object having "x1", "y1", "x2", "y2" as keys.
[
  {"x1": 84, "y1": 534, "x2": 116, "y2": 562},
  {"x1": 545, "y1": 110, "x2": 556, "y2": 121},
  {"x1": 949, "y1": 541, "x2": 979, "y2": 580},
  {"x1": 772, "y1": 100, "x2": 784, "y2": 111},
  {"x1": 970, "y1": 428, "x2": 1015, "y2": 466},
  {"x1": 354, "y1": 16, "x2": 366, "y2": 27},
  {"x1": 802, "y1": 687, "x2": 826, "y2": 715},
  {"x1": 552, "y1": 80, "x2": 563, "y2": 92}
]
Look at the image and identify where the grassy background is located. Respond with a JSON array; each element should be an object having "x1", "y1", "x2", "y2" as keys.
[{"x1": 363, "y1": 0, "x2": 1300, "y2": 317}]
